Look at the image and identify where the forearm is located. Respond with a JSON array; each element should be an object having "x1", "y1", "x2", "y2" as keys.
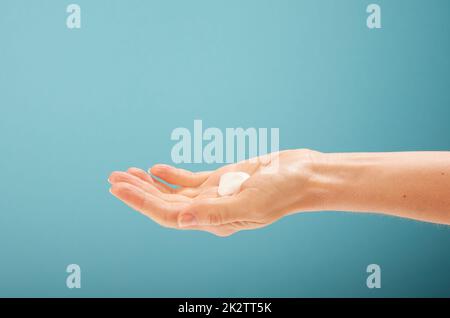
[{"x1": 304, "y1": 151, "x2": 450, "y2": 225}]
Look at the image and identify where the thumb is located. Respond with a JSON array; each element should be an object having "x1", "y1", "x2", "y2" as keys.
[{"x1": 177, "y1": 197, "x2": 242, "y2": 227}]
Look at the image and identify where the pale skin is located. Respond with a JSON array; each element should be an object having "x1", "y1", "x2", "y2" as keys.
[{"x1": 108, "y1": 150, "x2": 450, "y2": 237}]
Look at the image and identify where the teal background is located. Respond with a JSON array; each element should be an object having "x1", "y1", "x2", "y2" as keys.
[{"x1": 0, "y1": 0, "x2": 449, "y2": 297}]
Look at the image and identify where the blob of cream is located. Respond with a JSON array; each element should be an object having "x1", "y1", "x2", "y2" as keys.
[{"x1": 217, "y1": 172, "x2": 250, "y2": 197}]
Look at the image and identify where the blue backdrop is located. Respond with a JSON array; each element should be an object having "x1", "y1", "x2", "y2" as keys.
[{"x1": 0, "y1": 0, "x2": 449, "y2": 297}]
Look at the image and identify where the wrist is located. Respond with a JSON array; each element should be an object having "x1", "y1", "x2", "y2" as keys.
[
  {"x1": 290, "y1": 150, "x2": 365, "y2": 213},
  {"x1": 285, "y1": 149, "x2": 336, "y2": 213},
  {"x1": 302, "y1": 152, "x2": 388, "y2": 213}
]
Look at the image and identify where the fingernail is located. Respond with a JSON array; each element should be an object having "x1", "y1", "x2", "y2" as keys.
[{"x1": 178, "y1": 213, "x2": 198, "y2": 227}]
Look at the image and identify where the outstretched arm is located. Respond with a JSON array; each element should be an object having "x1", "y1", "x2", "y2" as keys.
[{"x1": 108, "y1": 150, "x2": 450, "y2": 237}]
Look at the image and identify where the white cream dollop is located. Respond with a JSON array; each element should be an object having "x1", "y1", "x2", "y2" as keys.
[{"x1": 217, "y1": 172, "x2": 250, "y2": 197}]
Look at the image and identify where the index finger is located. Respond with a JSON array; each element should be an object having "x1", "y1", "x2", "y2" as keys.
[{"x1": 110, "y1": 182, "x2": 186, "y2": 228}]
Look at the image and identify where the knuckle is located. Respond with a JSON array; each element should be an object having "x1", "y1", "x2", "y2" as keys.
[{"x1": 208, "y1": 213, "x2": 222, "y2": 226}]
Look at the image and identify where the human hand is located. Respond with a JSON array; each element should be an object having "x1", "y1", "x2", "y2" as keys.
[{"x1": 108, "y1": 149, "x2": 321, "y2": 237}]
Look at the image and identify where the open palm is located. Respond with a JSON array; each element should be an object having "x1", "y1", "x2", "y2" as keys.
[{"x1": 109, "y1": 150, "x2": 315, "y2": 236}]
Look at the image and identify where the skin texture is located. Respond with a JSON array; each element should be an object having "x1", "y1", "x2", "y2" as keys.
[{"x1": 108, "y1": 149, "x2": 450, "y2": 237}]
